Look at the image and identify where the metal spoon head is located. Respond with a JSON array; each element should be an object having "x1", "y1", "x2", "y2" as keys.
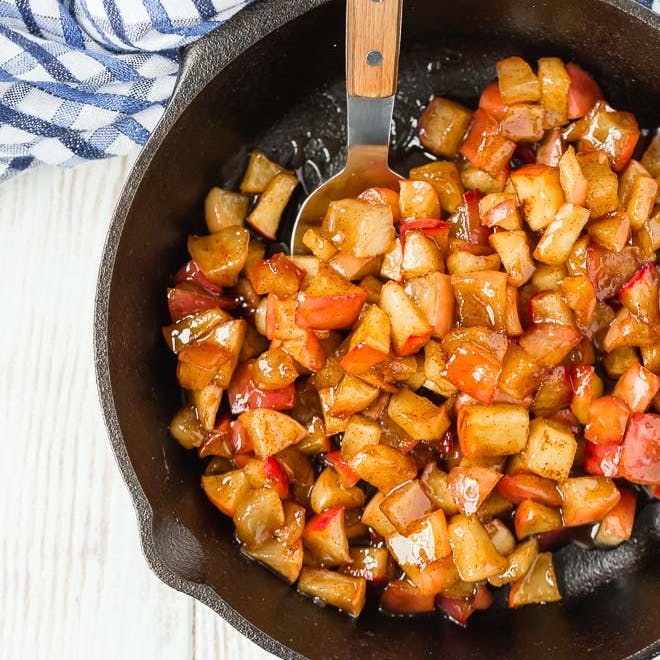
[{"x1": 289, "y1": 96, "x2": 402, "y2": 255}]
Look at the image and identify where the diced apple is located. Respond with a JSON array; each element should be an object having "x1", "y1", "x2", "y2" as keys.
[
  {"x1": 584, "y1": 396, "x2": 630, "y2": 445},
  {"x1": 347, "y1": 445, "x2": 418, "y2": 494},
  {"x1": 448, "y1": 514, "x2": 508, "y2": 581},
  {"x1": 479, "y1": 192, "x2": 522, "y2": 230},
  {"x1": 577, "y1": 150, "x2": 619, "y2": 218},
  {"x1": 497, "y1": 473, "x2": 561, "y2": 507},
  {"x1": 302, "y1": 228, "x2": 338, "y2": 261},
  {"x1": 302, "y1": 506, "x2": 351, "y2": 566},
  {"x1": 613, "y1": 362, "x2": 660, "y2": 413},
  {"x1": 603, "y1": 307, "x2": 658, "y2": 353},
  {"x1": 380, "y1": 580, "x2": 435, "y2": 614},
  {"x1": 342, "y1": 546, "x2": 391, "y2": 583},
  {"x1": 239, "y1": 408, "x2": 307, "y2": 458},
  {"x1": 297, "y1": 567, "x2": 366, "y2": 617},
  {"x1": 566, "y1": 63, "x2": 603, "y2": 119},
  {"x1": 233, "y1": 486, "x2": 285, "y2": 546},
  {"x1": 418, "y1": 96, "x2": 473, "y2": 158},
  {"x1": 514, "y1": 499, "x2": 563, "y2": 539},
  {"x1": 457, "y1": 403, "x2": 529, "y2": 457},
  {"x1": 460, "y1": 108, "x2": 516, "y2": 176},
  {"x1": 508, "y1": 552, "x2": 561, "y2": 607},
  {"x1": 594, "y1": 486, "x2": 637, "y2": 547},
  {"x1": 536, "y1": 129, "x2": 564, "y2": 166},
  {"x1": 569, "y1": 365, "x2": 604, "y2": 424},
  {"x1": 501, "y1": 104, "x2": 544, "y2": 142},
  {"x1": 246, "y1": 171, "x2": 298, "y2": 240},
  {"x1": 419, "y1": 463, "x2": 459, "y2": 515},
  {"x1": 296, "y1": 264, "x2": 366, "y2": 330},
  {"x1": 510, "y1": 164, "x2": 564, "y2": 231},
  {"x1": 404, "y1": 272, "x2": 454, "y2": 339},
  {"x1": 408, "y1": 161, "x2": 464, "y2": 213},
  {"x1": 358, "y1": 186, "x2": 401, "y2": 222},
  {"x1": 619, "y1": 262, "x2": 659, "y2": 326},
  {"x1": 537, "y1": 57, "x2": 571, "y2": 128},
  {"x1": 380, "y1": 281, "x2": 432, "y2": 356},
  {"x1": 204, "y1": 187, "x2": 249, "y2": 233},
  {"x1": 489, "y1": 538, "x2": 539, "y2": 587},
  {"x1": 626, "y1": 177, "x2": 658, "y2": 230},
  {"x1": 240, "y1": 150, "x2": 284, "y2": 192},
  {"x1": 619, "y1": 412, "x2": 660, "y2": 484},
  {"x1": 447, "y1": 466, "x2": 502, "y2": 516},
  {"x1": 400, "y1": 230, "x2": 443, "y2": 278},
  {"x1": 558, "y1": 146, "x2": 587, "y2": 205},
  {"x1": 496, "y1": 56, "x2": 540, "y2": 104},
  {"x1": 362, "y1": 491, "x2": 397, "y2": 537},
  {"x1": 340, "y1": 415, "x2": 381, "y2": 461},
  {"x1": 387, "y1": 387, "x2": 450, "y2": 442},
  {"x1": 489, "y1": 230, "x2": 536, "y2": 286},
  {"x1": 309, "y1": 467, "x2": 364, "y2": 514},
  {"x1": 451, "y1": 270, "x2": 508, "y2": 330},
  {"x1": 534, "y1": 203, "x2": 590, "y2": 266},
  {"x1": 498, "y1": 345, "x2": 543, "y2": 400},
  {"x1": 445, "y1": 340, "x2": 502, "y2": 404},
  {"x1": 584, "y1": 441, "x2": 622, "y2": 478},
  {"x1": 519, "y1": 323, "x2": 582, "y2": 368},
  {"x1": 559, "y1": 476, "x2": 620, "y2": 526},
  {"x1": 523, "y1": 418, "x2": 577, "y2": 481},
  {"x1": 379, "y1": 479, "x2": 435, "y2": 535},
  {"x1": 323, "y1": 198, "x2": 395, "y2": 258},
  {"x1": 187, "y1": 226, "x2": 250, "y2": 287},
  {"x1": 399, "y1": 179, "x2": 441, "y2": 221},
  {"x1": 243, "y1": 537, "x2": 303, "y2": 584}
]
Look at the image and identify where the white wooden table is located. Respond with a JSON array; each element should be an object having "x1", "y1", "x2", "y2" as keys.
[{"x1": 0, "y1": 156, "x2": 275, "y2": 660}]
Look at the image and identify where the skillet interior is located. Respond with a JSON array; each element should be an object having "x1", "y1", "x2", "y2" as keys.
[{"x1": 95, "y1": 1, "x2": 660, "y2": 658}]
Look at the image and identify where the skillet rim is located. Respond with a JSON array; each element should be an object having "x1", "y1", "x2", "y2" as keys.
[{"x1": 93, "y1": 1, "x2": 660, "y2": 659}]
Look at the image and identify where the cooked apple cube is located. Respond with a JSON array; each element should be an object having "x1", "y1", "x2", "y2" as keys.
[
  {"x1": 584, "y1": 396, "x2": 630, "y2": 445},
  {"x1": 451, "y1": 270, "x2": 508, "y2": 330},
  {"x1": 204, "y1": 187, "x2": 249, "y2": 233},
  {"x1": 593, "y1": 486, "x2": 637, "y2": 548},
  {"x1": 498, "y1": 344, "x2": 543, "y2": 400},
  {"x1": 297, "y1": 567, "x2": 366, "y2": 617},
  {"x1": 420, "y1": 463, "x2": 459, "y2": 515},
  {"x1": 445, "y1": 340, "x2": 502, "y2": 404},
  {"x1": 558, "y1": 145, "x2": 587, "y2": 205},
  {"x1": 569, "y1": 364, "x2": 604, "y2": 424},
  {"x1": 201, "y1": 469, "x2": 251, "y2": 517},
  {"x1": 310, "y1": 467, "x2": 364, "y2": 514},
  {"x1": 603, "y1": 307, "x2": 658, "y2": 353},
  {"x1": 489, "y1": 230, "x2": 535, "y2": 286},
  {"x1": 379, "y1": 479, "x2": 435, "y2": 535},
  {"x1": 380, "y1": 579, "x2": 436, "y2": 614},
  {"x1": 510, "y1": 164, "x2": 564, "y2": 231},
  {"x1": 243, "y1": 537, "x2": 303, "y2": 584},
  {"x1": 559, "y1": 274, "x2": 596, "y2": 329},
  {"x1": 362, "y1": 491, "x2": 397, "y2": 537},
  {"x1": 239, "y1": 408, "x2": 307, "y2": 458},
  {"x1": 329, "y1": 375, "x2": 380, "y2": 416},
  {"x1": 302, "y1": 227, "x2": 338, "y2": 260},
  {"x1": 341, "y1": 546, "x2": 391, "y2": 583},
  {"x1": 536, "y1": 128, "x2": 564, "y2": 166},
  {"x1": 399, "y1": 179, "x2": 441, "y2": 221},
  {"x1": 387, "y1": 387, "x2": 450, "y2": 442},
  {"x1": 566, "y1": 62, "x2": 603, "y2": 119},
  {"x1": 247, "y1": 171, "x2": 298, "y2": 240},
  {"x1": 500, "y1": 104, "x2": 544, "y2": 142},
  {"x1": 418, "y1": 96, "x2": 473, "y2": 158},
  {"x1": 559, "y1": 476, "x2": 620, "y2": 526},
  {"x1": 340, "y1": 415, "x2": 381, "y2": 462},
  {"x1": 459, "y1": 108, "x2": 516, "y2": 176},
  {"x1": 459, "y1": 159, "x2": 508, "y2": 194},
  {"x1": 240, "y1": 150, "x2": 285, "y2": 192},
  {"x1": 348, "y1": 444, "x2": 418, "y2": 494},
  {"x1": 296, "y1": 264, "x2": 367, "y2": 331},
  {"x1": 409, "y1": 161, "x2": 464, "y2": 213},
  {"x1": 496, "y1": 56, "x2": 540, "y2": 104},
  {"x1": 448, "y1": 514, "x2": 508, "y2": 581},
  {"x1": 479, "y1": 192, "x2": 522, "y2": 230},
  {"x1": 514, "y1": 499, "x2": 563, "y2": 539},
  {"x1": 519, "y1": 323, "x2": 582, "y2": 368},
  {"x1": 488, "y1": 538, "x2": 539, "y2": 587},
  {"x1": 571, "y1": 101, "x2": 639, "y2": 172},
  {"x1": 322, "y1": 198, "x2": 395, "y2": 258},
  {"x1": 537, "y1": 57, "x2": 571, "y2": 128},
  {"x1": 508, "y1": 552, "x2": 561, "y2": 607},
  {"x1": 523, "y1": 418, "x2": 577, "y2": 481},
  {"x1": 457, "y1": 403, "x2": 529, "y2": 457},
  {"x1": 302, "y1": 506, "x2": 352, "y2": 566},
  {"x1": 447, "y1": 466, "x2": 502, "y2": 516},
  {"x1": 534, "y1": 203, "x2": 590, "y2": 266},
  {"x1": 404, "y1": 272, "x2": 454, "y2": 339},
  {"x1": 233, "y1": 487, "x2": 285, "y2": 547},
  {"x1": 577, "y1": 150, "x2": 618, "y2": 218},
  {"x1": 485, "y1": 518, "x2": 516, "y2": 556},
  {"x1": 187, "y1": 226, "x2": 250, "y2": 287},
  {"x1": 380, "y1": 281, "x2": 432, "y2": 356},
  {"x1": 613, "y1": 362, "x2": 660, "y2": 413},
  {"x1": 619, "y1": 412, "x2": 660, "y2": 484},
  {"x1": 497, "y1": 473, "x2": 562, "y2": 507},
  {"x1": 619, "y1": 262, "x2": 659, "y2": 325}
]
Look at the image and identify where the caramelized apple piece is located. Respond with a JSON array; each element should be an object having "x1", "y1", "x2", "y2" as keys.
[
  {"x1": 508, "y1": 552, "x2": 561, "y2": 607},
  {"x1": 297, "y1": 568, "x2": 366, "y2": 617},
  {"x1": 559, "y1": 476, "x2": 620, "y2": 526}
]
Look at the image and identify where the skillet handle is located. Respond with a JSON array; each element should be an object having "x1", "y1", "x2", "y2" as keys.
[{"x1": 346, "y1": 0, "x2": 403, "y2": 98}]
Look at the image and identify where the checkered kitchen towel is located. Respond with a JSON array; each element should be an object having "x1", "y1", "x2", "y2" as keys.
[
  {"x1": 0, "y1": 0, "x2": 253, "y2": 181},
  {"x1": 0, "y1": 0, "x2": 658, "y2": 182}
]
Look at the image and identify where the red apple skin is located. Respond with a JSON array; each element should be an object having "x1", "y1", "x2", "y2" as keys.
[
  {"x1": 619, "y1": 413, "x2": 660, "y2": 485},
  {"x1": 497, "y1": 474, "x2": 562, "y2": 507},
  {"x1": 325, "y1": 451, "x2": 361, "y2": 487},
  {"x1": 228, "y1": 362, "x2": 296, "y2": 415},
  {"x1": 436, "y1": 584, "x2": 493, "y2": 627},
  {"x1": 566, "y1": 63, "x2": 603, "y2": 119},
  {"x1": 175, "y1": 259, "x2": 224, "y2": 295},
  {"x1": 167, "y1": 287, "x2": 233, "y2": 321},
  {"x1": 584, "y1": 442, "x2": 622, "y2": 478},
  {"x1": 479, "y1": 81, "x2": 508, "y2": 121},
  {"x1": 296, "y1": 290, "x2": 367, "y2": 330},
  {"x1": 263, "y1": 456, "x2": 290, "y2": 498},
  {"x1": 340, "y1": 344, "x2": 388, "y2": 375}
]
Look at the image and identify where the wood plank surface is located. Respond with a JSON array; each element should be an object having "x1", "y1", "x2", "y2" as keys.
[{"x1": 0, "y1": 157, "x2": 275, "y2": 660}]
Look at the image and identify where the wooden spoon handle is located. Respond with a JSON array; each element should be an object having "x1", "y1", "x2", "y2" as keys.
[{"x1": 346, "y1": 0, "x2": 403, "y2": 98}]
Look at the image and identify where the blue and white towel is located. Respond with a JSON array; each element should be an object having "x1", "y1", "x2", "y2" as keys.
[{"x1": 0, "y1": 0, "x2": 657, "y2": 182}]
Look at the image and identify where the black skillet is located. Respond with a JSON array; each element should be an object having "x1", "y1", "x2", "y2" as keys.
[{"x1": 94, "y1": 1, "x2": 660, "y2": 658}]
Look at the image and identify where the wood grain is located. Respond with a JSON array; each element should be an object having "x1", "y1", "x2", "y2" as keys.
[
  {"x1": 346, "y1": 0, "x2": 403, "y2": 98},
  {"x1": 0, "y1": 158, "x2": 275, "y2": 660}
]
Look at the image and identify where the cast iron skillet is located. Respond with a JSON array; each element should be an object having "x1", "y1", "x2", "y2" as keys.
[{"x1": 95, "y1": 1, "x2": 660, "y2": 658}]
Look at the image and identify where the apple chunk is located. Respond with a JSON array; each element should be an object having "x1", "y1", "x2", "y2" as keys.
[
  {"x1": 457, "y1": 404, "x2": 529, "y2": 457},
  {"x1": 387, "y1": 387, "x2": 450, "y2": 442},
  {"x1": 559, "y1": 476, "x2": 620, "y2": 526},
  {"x1": 380, "y1": 281, "x2": 432, "y2": 356},
  {"x1": 239, "y1": 408, "x2": 307, "y2": 458},
  {"x1": 340, "y1": 304, "x2": 391, "y2": 375},
  {"x1": 297, "y1": 568, "x2": 366, "y2": 618},
  {"x1": 296, "y1": 264, "x2": 367, "y2": 330}
]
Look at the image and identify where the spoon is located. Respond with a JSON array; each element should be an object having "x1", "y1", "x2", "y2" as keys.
[{"x1": 290, "y1": 0, "x2": 404, "y2": 254}]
